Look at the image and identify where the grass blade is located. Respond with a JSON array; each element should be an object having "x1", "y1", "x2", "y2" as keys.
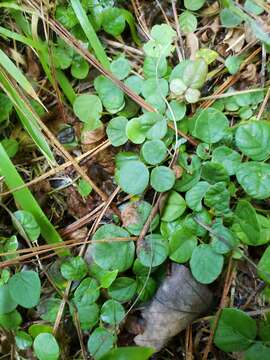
[
  {"x1": 0, "y1": 48, "x2": 43, "y2": 105},
  {"x1": 70, "y1": 0, "x2": 110, "y2": 70},
  {"x1": 0, "y1": 69, "x2": 55, "y2": 163},
  {"x1": 0, "y1": 143, "x2": 69, "y2": 256},
  {"x1": 56, "y1": 70, "x2": 76, "y2": 105}
]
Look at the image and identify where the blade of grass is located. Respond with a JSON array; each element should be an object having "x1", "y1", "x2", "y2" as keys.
[
  {"x1": 70, "y1": 0, "x2": 110, "y2": 70},
  {"x1": 0, "y1": 48, "x2": 43, "y2": 106},
  {"x1": 0, "y1": 69, "x2": 55, "y2": 163},
  {"x1": 56, "y1": 69, "x2": 76, "y2": 105},
  {"x1": 0, "y1": 143, "x2": 69, "y2": 256}
]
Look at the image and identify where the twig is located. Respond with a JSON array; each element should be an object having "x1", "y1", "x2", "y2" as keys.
[
  {"x1": 257, "y1": 86, "x2": 270, "y2": 120},
  {"x1": 171, "y1": 0, "x2": 185, "y2": 61}
]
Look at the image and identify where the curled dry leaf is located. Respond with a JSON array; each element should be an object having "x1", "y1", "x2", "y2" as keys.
[
  {"x1": 186, "y1": 33, "x2": 199, "y2": 60},
  {"x1": 121, "y1": 202, "x2": 140, "y2": 228},
  {"x1": 134, "y1": 264, "x2": 213, "y2": 351},
  {"x1": 81, "y1": 125, "x2": 105, "y2": 145}
]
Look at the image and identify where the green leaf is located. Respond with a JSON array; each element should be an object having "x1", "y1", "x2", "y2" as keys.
[
  {"x1": 192, "y1": 108, "x2": 229, "y2": 143},
  {"x1": 115, "y1": 160, "x2": 149, "y2": 195},
  {"x1": 110, "y1": 57, "x2": 131, "y2": 80},
  {"x1": 236, "y1": 162, "x2": 270, "y2": 199},
  {"x1": 13, "y1": 210, "x2": 40, "y2": 242},
  {"x1": 234, "y1": 200, "x2": 261, "y2": 246},
  {"x1": 74, "y1": 278, "x2": 100, "y2": 304},
  {"x1": 39, "y1": 298, "x2": 61, "y2": 323},
  {"x1": 94, "y1": 75, "x2": 124, "y2": 113},
  {"x1": 225, "y1": 55, "x2": 242, "y2": 74},
  {"x1": 106, "y1": 116, "x2": 128, "y2": 146},
  {"x1": 61, "y1": 256, "x2": 87, "y2": 281},
  {"x1": 151, "y1": 23, "x2": 176, "y2": 45},
  {"x1": 136, "y1": 276, "x2": 157, "y2": 302},
  {"x1": 0, "y1": 284, "x2": 17, "y2": 314},
  {"x1": 102, "y1": 8, "x2": 126, "y2": 37},
  {"x1": 143, "y1": 56, "x2": 167, "y2": 79},
  {"x1": 166, "y1": 100, "x2": 186, "y2": 122},
  {"x1": 210, "y1": 221, "x2": 237, "y2": 254},
  {"x1": 87, "y1": 327, "x2": 115, "y2": 360},
  {"x1": 78, "y1": 178, "x2": 92, "y2": 197},
  {"x1": 185, "y1": 88, "x2": 201, "y2": 104},
  {"x1": 179, "y1": 11, "x2": 197, "y2": 33},
  {"x1": 89, "y1": 263, "x2": 118, "y2": 289},
  {"x1": 71, "y1": 54, "x2": 90, "y2": 79},
  {"x1": 184, "y1": 0, "x2": 205, "y2": 11},
  {"x1": 71, "y1": 301, "x2": 99, "y2": 330},
  {"x1": 169, "y1": 227, "x2": 197, "y2": 263},
  {"x1": 212, "y1": 146, "x2": 241, "y2": 176},
  {"x1": 124, "y1": 75, "x2": 143, "y2": 95},
  {"x1": 161, "y1": 190, "x2": 186, "y2": 222},
  {"x1": 55, "y1": 6, "x2": 78, "y2": 29},
  {"x1": 245, "y1": 343, "x2": 270, "y2": 360},
  {"x1": 235, "y1": 121, "x2": 270, "y2": 161},
  {"x1": 185, "y1": 181, "x2": 210, "y2": 211},
  {"x1": 183, "y1": 58, "x2": 208, "y2": 89},
  {"x1": 204, "y1": 182, "x2": 230, "y2": 215},
  {"x1": 142, "y1": 78, "x2": 169, "y2": 99},
  {"x1": 190, "y1": 244, "x2": 224, "y2": 284},
  {"x1": 100, "y1": 299, "x2": 125, "y2": 325},
  {"x1": 8, "y1": 270, "x2": 41, "y2": 308},
  {"x1": 108, "y1": 277, "x2": 137, "y2": 302},
  {"x1": 91, "y1": 224, "x2": 135, "y2": 272},
  {"x1": 99, "y1": 347, "x2": 154, "y2": 360},
  {"x1": 73, "y1": 94, "x2": 102, "y2": 129},
  {"x1": 0, "y1": 309, "x2": 22, "y2": 330},
  {"x1": 34, "y1": 333, "x2": 60, "y2": 360},
  {"x1": 202, "y1": 162, "x2": 229, "y2": 184},
  {"x1": 15, "y1": 331, "x2": 33, "y2": 350},
  {"x1": 244, "y1": 0, "x2": 264, "y2": 15},
  {"x1": 71, "y1": 0, "x2": 110, "y2": 69},
  {"x1": 196, "y1": 49, "x2": 218, "y2": 65},
  {"x1": 28, "y1": 324, "x2": 53, "y2": 338},
  {"x1": 214, "y1": 308, "x2": 256, "y2": 352},
  {"x1": 150, "y1": 166, "x2": 175, "y2": 192},
  {"x1": 141, "y1": 140, "x2": 167, "y2": 165},
  {"x1": 169, "y1": 78, "x2": 187, "y2": 96},
  {"x1": 220, "y1": 8, "x2": 242, "y2": 27},
  {"x1": 138, "y1": 234, "x2": 169, "y2": 267}
]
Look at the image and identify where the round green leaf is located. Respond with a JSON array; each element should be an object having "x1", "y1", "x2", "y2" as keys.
[
  {"x1": 236, "y1": 162, "x2": 270, "y2": 199},
  {"x1": 141, "y1": 140, "x2": 167, "y2": 165},
  {"x1": 8, "y1": 271, "x2": 41, "y2": 308},
  {"x1": 73, "y1": 302, "x2": 99, "y2": 330},
  {"x1": 39, "y1": 298, "x2": 61, "y2": 322},
  {"x1": 116, "y1": 160, "x2": 149, "y2": 195},
  {"x1": 0, "y1": 310, "x2": 22, "y2": 330},
  {"x1": 71, "y1": 55, "x2": 89, "y2": 79},
  {"x1": 94, "y1": 76, "x2": 124, "y2": 113},
  {"x1": 138, "y1": 234, "x2": 168, "y2": 267},
  {"x1": 106, "y1": 116, "x2": 128, "y2": 146},
  {"x1": 87, "y1": 327, "x2": 115, "y2": 360},
  {"x1": 124, "y1": 75, "x2": 143, "y2": 95},
  {"x1": 28, "y1": 324, "x2": 53, "y2": 338},
  {"x1": 185, "y1": 181, "x2": 210, "y2": 212},
  {"x1": 102, "y1": 8, "x2": 126, "y2": 37},
  {"x1": 161, "y1": 190, "x2": 186, "y2": 222},
  {"x1": 110, "y1": 57, "x2": 131, "y2": 80},
  {"x1": 220, "y1": 8, "x2": 242, "y2": 27},
  {"x1": 61, "y1": 256, "x2": 87, "y2": 281},
  {"x1": 183, "y1": 58, "x2": 208, "y2": 89},
  {"x1": 190, "y1": 244, "x2": 224, "y2": 284},
  {"x1": 169, "y1": 78, "x2": 187, "y2": 95},
  {"x1": 179, "y1": 11, "x2": 197, "y2": 33},
  {"x1": 142, "y1": 78, "x2": 168, "y2": 99},
  {"x1": 212, "y1": 146, "x2": 241, "y2": 175},
  {"x1": 166, "y1": 100, "x2": 186, "y2": 121},
  {"x1": 225, "y1": 55, "x2": 242, "y2": 75},
  {"x1": 201, "y1": 162, "x2": 229, "y2": 184},
  {"x1": 184, "y1": 0, "x2": 205, "y2": 11},
  {"x1": 126, "y1": 117, "x2": 146, "y2": 144},
  {"x1": 214, "y1": 308, "x2": 257, "y2": 352},
  {"x1": 143, "y1": 56, "x2": 167, "y2": 79},
  {"x1": 204, "y1": 182, "x2": 230, "y2": 215},
  {"x1": 73, "y1": 94, "x2": 102, "y2": 125},
  {"x1": 74, "y1": 278, "x2": 100, "y2": 304},
  {"x1": 150, "y1": 166, "x2": 175, "y2": 192},
  {"x1": 235, "y1": 121, "x2": 270, "y2": 161},
  {"x1": 211, "y1": 222, "x2": 237, "y2": 254},
  {"x1": 13, "y1": 210, "x2": 40, "y2": 242},
  {"x1": 108, "y1": 277, "x2": 137, "y2": 302},
  {"x1": 34, "y1": 333, "x2": 59, "y2": 360},
  {"x1": 92, "y1": 224, "x2": 135, "y2": 272},
  {"x1": 15, "y1": 331, "x2": 33, "y2": 350},
  {"x1": 245, "y1": 343, "x2": 270, "y2": 360},
  {"x1": 169, "y1": 227, "x2": 197, "y2": 263},
  {"x1": 100, "y1": 299, "x2": 125, "y2": 325},
  {"x1": 0, "y1": 284, "x2": 17, "y2": 314},
  {"x1": 192, "y1": 108, "x2": 229, "y2": 143},
  {"x1": 185, "y1": 88, "x2": 201, "y2": 103}
]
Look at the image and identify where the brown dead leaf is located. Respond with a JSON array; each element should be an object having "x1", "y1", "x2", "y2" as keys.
[
  {"x1": 26, "y1": 47, "x2": 41, "y2": 80},
  {"x1": 186, "y1": 33, "x2": 199, "y2": 60},
  {"x1": 134, "y1": 264, "x2": 212, "y2": 351},
  {"x1": 121, "y1": 202, "x2": 140, "y2": 227},
  {"x1": 224, "y1": 29, "x2": 245, "y2": 53},
  {"x1": 81, "y1": 125, "x2": 105, "y2": 145}
]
